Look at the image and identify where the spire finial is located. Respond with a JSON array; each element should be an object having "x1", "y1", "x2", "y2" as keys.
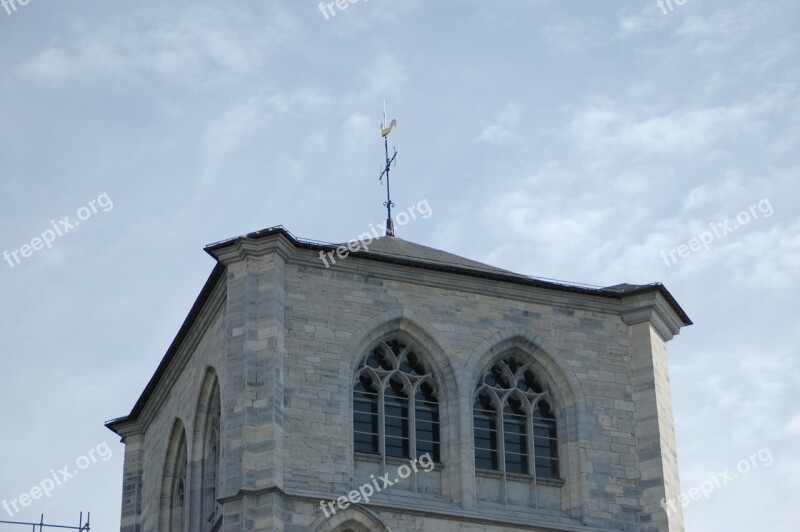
[{"x1": 379, "y1": 100, "x2": 398, "y2": 236}]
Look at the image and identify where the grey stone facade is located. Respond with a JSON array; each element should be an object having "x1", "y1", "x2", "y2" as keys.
[{"x1": 107, "y1": 227, "x2": 690, "y2": 531}]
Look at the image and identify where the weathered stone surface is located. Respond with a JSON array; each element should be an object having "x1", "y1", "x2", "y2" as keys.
[{"x1": 108, "y1": 232, "x2": 687, "y2": 531}]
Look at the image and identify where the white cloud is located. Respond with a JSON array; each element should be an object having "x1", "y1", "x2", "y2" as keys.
[
  {"x1": 540, "y1": 20, "x2": 599, "y2": 51},
  {"x1": 19, "y1": 48, "x2": 70, "y2": 80},
  {"x1": 616, "y1": 5, "x2": 669, "y2": 38},
  {"x1": 342, "y1": 111, "x2": 373, "y2": 153},
  {"x1": 674, "y1": 4, "x2": 763, "y2": 54},
  {"x1": 201, "y1": 87, "x2": 330, "y2": 182},
  {"x1": 355, "y1": 52, "x2": 408, "y2": 100},
  {"x1": 680, "y1": 173, "x2": 760, "y2": 213},
  {"x1": 787, "y1": 415, "x2": 800, "y2": 435},
  {"x1": 18, "y1": 5, "x2": 298, "y2": 85},
  {"x1": 477, "y1": 101, "x2": 523, "y2": 144},
  {"x1": 202, "y1": 91, "x2": 270, "y2": 178},
  {"x1": 568, "y1": 102, "x2": 754, "y2": 157}
]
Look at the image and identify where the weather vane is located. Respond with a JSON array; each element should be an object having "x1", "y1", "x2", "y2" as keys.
[{"x1": 379, "y1": 99, "x2": 398, "y2": 236}]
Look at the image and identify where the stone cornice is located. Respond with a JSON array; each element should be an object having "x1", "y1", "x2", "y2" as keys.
[
  {"x1": 203, "y1": 226, "x2": 690, "y2": 327},
  {"x1": 106, "y1": 418, "x2": 142, "y2": 441},
  {"x1": 620, "y1": 290, "x2": 685, "y2": 341},
  {"x1": 205, "y1": 232, "x2": 297, "y2": 265}
]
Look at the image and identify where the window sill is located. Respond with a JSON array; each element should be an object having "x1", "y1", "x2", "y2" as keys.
[
  {"x1": 535, "y1": 476, "x2": 564, "y2": 487},
  {"x1": 355, "y1": 451, "x2": 382, "y2": 463},
  {"x1": 476, "y1": 468, "x2": 564, "y2": 486},
  {"x1": 354, "y1": 452, "x2": 444, "y2": 472}
]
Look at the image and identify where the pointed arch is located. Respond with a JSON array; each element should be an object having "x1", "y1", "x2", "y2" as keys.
[
  {"x1": 466, "y1": 328, "x2": 584, "y2": 512},
  {"x1": 343, "y1": 308, "x2": 461, "y2": 501},
  {"x1": 343, "y1": 308, "x2": 458, "y2": 397},
  {"x1": 191, "y1": 367, "x2": 222, "y2": 531},
  {"x1": 310, "y1": 505, "x2": 391, "y2": 532},
  {"x1": 159, "y1": 419, "x2": 188, "y2": 532},
  {"x1": 466, "y1": 327, "x2": 584, "y2": 414},
  {"x1": 354, "y1": 337, "x2": 438, "y2": 461}
]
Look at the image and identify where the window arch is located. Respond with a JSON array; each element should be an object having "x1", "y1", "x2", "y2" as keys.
[
  {"x1": 160, "y1": 421, "x2": 188, "y2": 532},
  {"x1": 311, "y1": 506, "x2": 390, "y2": 532},
  {"x1": 354, "y1": 338, "x2": 440, "y2": 461},
  {"x1": 170, "y1": 439, "x2": 187, "y2": 532},
  {"x1": 191, "y1": 369, "x2": 223, "y2": 532},
  {"x1": 201, "y1": 386, "x2": 221, "y2": 528},
  {"x1": 474, "y1": 356, "x2": 559, "y2": 479}
]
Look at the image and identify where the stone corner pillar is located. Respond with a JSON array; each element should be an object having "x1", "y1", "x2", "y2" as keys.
[
  {"x1": 114, "y1": 427, "x2": 145, "y2": 532},
  {"x1": 621, "y1": 290, "x2": 687, "y2": 532}
]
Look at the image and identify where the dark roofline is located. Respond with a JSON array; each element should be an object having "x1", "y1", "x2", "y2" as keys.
[
  {"x1": 108, "y1": 225, "x2": 691, "y2": 432},
  {"x1": 206, "y1": 225, "x2": 692, "y2": 325},
  {"x1": 106, "y1": 262, "x2": 225, "y2": 434}
]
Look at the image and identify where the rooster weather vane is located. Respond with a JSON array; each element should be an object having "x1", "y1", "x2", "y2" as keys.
[{"x1": 379, "y1": 99, "x2": 398, "y2": 237}]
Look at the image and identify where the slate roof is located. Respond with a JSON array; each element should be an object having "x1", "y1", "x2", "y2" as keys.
[{"x1": 347, "y1": 235, "x2": 515, "y2": 275}]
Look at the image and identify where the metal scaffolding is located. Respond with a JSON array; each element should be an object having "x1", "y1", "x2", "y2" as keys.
[{"x1": 0, "y1": 513, "x2": 89, "y2": 531}]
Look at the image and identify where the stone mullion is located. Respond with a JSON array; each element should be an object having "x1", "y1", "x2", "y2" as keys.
[
  {"x1": 528, "y1": 400, "x2": 538, "y2": 508},
  {"x1": 497, "y1": 397, "x2": 508, "y2": 506},
  {"x1": 379, "y1": 379, "x2": 386, "y2": 471},
  {"x1": 409, "y1": 386, "x2": 417, "y2": 491}
]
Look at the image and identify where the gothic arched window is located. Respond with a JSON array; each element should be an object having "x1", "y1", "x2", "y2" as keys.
[
  {"x1": 354, "y1": 339, "x2": 440, "y2": 461},
  {"x1": 201, "y1": 388, "x2": 221, "y2": 527},
  {"x1": 160, "y1": 421, "x2": 189, "y2": 531},
  {"x1": 474, "y1": 356, "x2": 559, "y2": 479},
  {"x1": 170, "y1": 432, "x2": 188, "y2": 532}
]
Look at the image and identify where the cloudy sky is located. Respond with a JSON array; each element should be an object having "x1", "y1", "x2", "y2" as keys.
[{"x1": 1, "y1": 0, "x2": 798, "y2": 530}]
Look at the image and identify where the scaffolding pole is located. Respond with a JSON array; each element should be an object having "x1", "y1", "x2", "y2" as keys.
[{"x1": 0, "y1": 512, "x2": 90, "y2": 531}]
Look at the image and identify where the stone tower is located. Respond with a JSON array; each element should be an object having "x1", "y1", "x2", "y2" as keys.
[{"x1": 106, "y1": 226, "x2": 690, "y2": 531}]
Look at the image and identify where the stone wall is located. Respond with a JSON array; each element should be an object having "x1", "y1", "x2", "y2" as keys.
[{"x1": 111, "y1": 232, "x2": 685, "y2": 531}]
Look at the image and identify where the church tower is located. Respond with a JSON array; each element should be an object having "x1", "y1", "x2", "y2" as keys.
[
  {"x1": 106, "y1": 225, "x2": 690, "y2": 531},
  {"x1": 107, "y1": 109, "x2": 690, "y2": 531}
]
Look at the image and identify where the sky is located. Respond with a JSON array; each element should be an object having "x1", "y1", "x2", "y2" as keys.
[{"x1": 0, "y1": 0, "x2": 798, "y2": 530}]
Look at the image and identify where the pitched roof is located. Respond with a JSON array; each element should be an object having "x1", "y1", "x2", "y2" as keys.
[{"x1": 347, "y1": 235, "x2": 515, "y2": 275}]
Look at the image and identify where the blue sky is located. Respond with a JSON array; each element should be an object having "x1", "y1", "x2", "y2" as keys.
[{"x1": 0, "y1": 0, "x2": 797, "y2": 529}]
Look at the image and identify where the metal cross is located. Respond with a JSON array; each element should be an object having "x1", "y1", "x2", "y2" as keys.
[{"x1": 379, "y1": 100, "x2": 398, "y2": 236}]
